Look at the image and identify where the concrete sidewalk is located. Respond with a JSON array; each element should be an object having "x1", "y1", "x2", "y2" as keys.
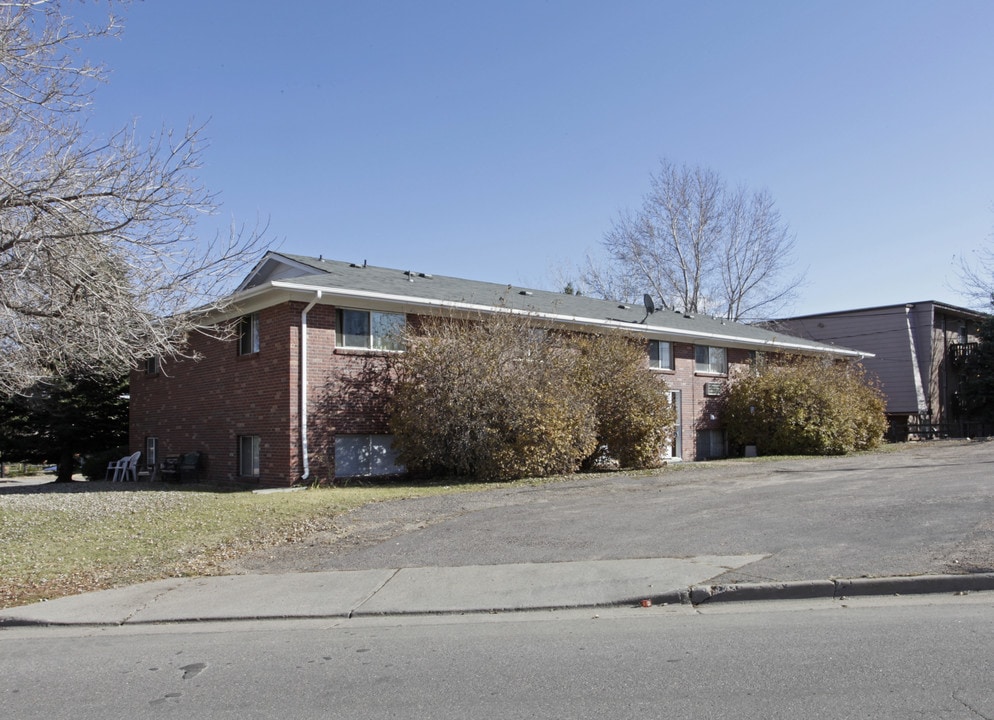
[
  {"x1": 0, "y1": 556, "x2": 759, "y2": 626},
  {"x1": 4, "y1": 555, "x2": 994, "y2": 627}
]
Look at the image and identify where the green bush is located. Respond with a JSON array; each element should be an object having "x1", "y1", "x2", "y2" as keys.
[
  {"x1": 721, "y1": 356, "x2": 886, "y2": 456},
  {"x1": 388, "y1": 316, "x2": 674, "y2": 480}
]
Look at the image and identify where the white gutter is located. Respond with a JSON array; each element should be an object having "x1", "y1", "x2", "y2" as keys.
[
  {"x1": 299, "y1": 291, "x2": 322, "y2": 482},
  {"x1": 263, "y1": 281, "x2": 868, "y2": 358}
]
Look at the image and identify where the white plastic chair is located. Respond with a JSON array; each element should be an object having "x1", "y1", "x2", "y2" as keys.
[
  {"x1": 105, "y1": 455, "x2": 129, "y2": 481},
  {"x1": 108, "y1": 451, "x2": 141, "y2": 482}
]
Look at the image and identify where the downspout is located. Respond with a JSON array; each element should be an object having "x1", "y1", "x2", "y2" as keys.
[
  {"x1": 299, "y1": 291, "x2": 323, "y2": 482},
  {"x1": 905, "y1": 304, "x2": 928, "y2": 416}
]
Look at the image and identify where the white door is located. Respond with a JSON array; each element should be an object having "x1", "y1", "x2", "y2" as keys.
[{"x1": 667, "y1": 390, "x2": 682, "y2": 460}]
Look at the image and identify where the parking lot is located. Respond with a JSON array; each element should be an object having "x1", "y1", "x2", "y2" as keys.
[{"x1": 228, "y1": 439, "x2": 994, "y2": 585}]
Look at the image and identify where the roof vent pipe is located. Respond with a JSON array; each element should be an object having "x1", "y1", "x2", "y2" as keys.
[{"x1": 300, "y1": 290, "x2": 323, "y2": 482}]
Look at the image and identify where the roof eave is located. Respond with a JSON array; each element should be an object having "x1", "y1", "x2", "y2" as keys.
[{"x1": 237, "y1": 280, "x2": 866, "y2": 358}]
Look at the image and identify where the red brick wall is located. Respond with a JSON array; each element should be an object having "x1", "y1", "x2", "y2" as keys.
[
  {"x1": 131, "y1": 301, "x2": 759, "y2": 487},
  {"x1": 130, "y1": 303, "x2": 298, "y2": 486},
  {"x1": 131, "y1": 302, "x2": 399, "y2": 487},
  {"x1": 300, "y1": 304, "x2": 395, "y2": 483},
  {"x1": 651, "y1": 343, "x2": 752, "y2": 460}
]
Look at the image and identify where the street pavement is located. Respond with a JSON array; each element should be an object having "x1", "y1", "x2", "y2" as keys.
[{"x1": 3, "y1": 440, "x2": 994, "y2": 627}]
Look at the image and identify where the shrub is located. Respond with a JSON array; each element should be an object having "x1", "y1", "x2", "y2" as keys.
[
  {"x1": 388, "y1": 316, "x2": 675, "y2": 480},
  {"x1": 571, "y1": 333, "x2": 676, "y2": 469},
  {"x1": 388, "y1": 316, "x2": 597, "y2": 480},
  {"x1": 721, "y1": 356, "x2": 886, "y2": 456}
]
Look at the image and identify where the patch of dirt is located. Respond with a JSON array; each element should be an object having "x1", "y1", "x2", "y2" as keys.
[{"x1": 943, "y1": 523, "x2": 994, "y2": 575}]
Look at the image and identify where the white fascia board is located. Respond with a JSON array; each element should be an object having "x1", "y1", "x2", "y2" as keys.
[
  {"x1": 234, "y1": 252, "x2": 323, "y2": 293},
  {"x1": 207, "y1": 284, "x2": 299, "y2": 322},
  {"x1": 247, "y1": 280, "x2": 867, "y2": 358}
]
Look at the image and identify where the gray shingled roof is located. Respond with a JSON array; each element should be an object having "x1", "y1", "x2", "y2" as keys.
[
  {"x1": 251, "y1": 252, "x2": 862, "y2": 356},
  {"x1": 773, "y1": 300, "x2": 988, "y2": 323}
]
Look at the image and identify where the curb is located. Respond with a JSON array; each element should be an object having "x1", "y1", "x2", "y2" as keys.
[
  {"x1": 687, "y1": 572, "x2": 994, "y2": 605},
  {"x1": 5, "y1": 573, "x2": 994, "y2": 628}
]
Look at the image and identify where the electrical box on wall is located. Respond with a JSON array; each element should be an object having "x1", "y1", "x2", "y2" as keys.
[{"x1": 704, "y1": 382, "x2": 724, "y2": 397}]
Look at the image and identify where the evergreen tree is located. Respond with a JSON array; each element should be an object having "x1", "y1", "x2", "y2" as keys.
[
  {"x1": 0, "y1": 373, "x2": 128, "y2": 482},
  {"x1": 959, "y1": 315, "x2": 994, "y2": 423}
]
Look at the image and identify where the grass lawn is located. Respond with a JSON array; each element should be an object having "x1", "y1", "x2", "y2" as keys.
[
  {"x1": 0, "y1": 479, "x2": 523, "y2": 610},
  {"x1": 1, "y1": 447, "x2": 901, "y2": 610}
]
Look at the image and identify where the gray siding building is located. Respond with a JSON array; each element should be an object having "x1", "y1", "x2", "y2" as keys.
[{"x1": 771, "y1": 302, "x2": 987, "y2": 438}]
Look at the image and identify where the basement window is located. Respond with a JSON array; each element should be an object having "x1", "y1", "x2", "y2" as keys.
[
  {"x1": 334, "y1": 435, "x2": 403, "y2": 477},
  {"x1": 696, "y1": 429, "x2": 727, "y2": 460},
  {"x1": 239, "y1": 435, "x2": 261, "y2": 477},
  {"x1": 145, "y1": 437, "x2": 158, "y2": 470}
]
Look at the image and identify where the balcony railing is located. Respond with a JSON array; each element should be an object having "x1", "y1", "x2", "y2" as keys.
[
  {"x1": 949, "y1": 342, "x2": 978, "y2": 367},
  {"x1": 902, "y1": 418, "x2": 994, "y2": 441}
]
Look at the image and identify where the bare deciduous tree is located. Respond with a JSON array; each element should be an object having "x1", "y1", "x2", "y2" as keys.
[
  {"x1": 0, "y1": 1, "x2": 266, "y2": 394},
  {"x1": 583, "y1": 159, "x2": 803, "y2": 321},
  {"x1": 957, "y1": 218, "x2": 994, "y2": 308}
]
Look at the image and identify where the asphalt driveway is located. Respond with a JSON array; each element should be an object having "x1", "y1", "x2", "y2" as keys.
[{"x1": 227, "y1": 439, "x2": 994, "y2": 584}]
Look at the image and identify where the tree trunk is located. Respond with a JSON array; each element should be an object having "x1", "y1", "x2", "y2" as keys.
[{"x1": 54, "y1": 446, "x2": 75, "y2": 483}]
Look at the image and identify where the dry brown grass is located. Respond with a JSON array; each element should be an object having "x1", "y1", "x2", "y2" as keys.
[{"x1": 0, "y1": 479, "x2": 513, "y2": 609}]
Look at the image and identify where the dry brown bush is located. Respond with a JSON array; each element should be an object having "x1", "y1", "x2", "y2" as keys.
[
  {"x1": 388, "y1": 315, "x2": 675, "y2": 480},
  {"x1": 721, "y1": 356, "x2": 887, "y2": 456}
]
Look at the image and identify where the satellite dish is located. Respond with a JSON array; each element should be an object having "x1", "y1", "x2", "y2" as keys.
[{"x1": 643, "y1": 294, "x2": 656, "y2": 315}]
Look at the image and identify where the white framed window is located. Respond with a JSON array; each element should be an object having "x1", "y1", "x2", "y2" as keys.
[
  {"x1": 145, "y1": 356, "x2": 160, "y2": 375},
  {"x1": 238, "y1": 313, "x2": 260, "y2": 355},
  {"x1": 239, "y1": 435, "x2": 260, "y2": 477},
  {"x1": 334, "y1": 434, "x2": 403, "y2": 477},
  {"x1": 695, "y1": 345, "x2": 727, "y2": 374},
  {"x1": 649, "y1": 340, "x2": 674, "y2": 370},
  {"x1": 336, "y1": 309, "x2": 405, "y2": 351},
  {"x1": 145, "y1": 437, "x2": 157, "y2": 470}
]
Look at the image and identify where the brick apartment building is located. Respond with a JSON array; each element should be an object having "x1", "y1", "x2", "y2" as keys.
[{"x1": 129, "y1": 252, "x2": 863, "y2": 487}]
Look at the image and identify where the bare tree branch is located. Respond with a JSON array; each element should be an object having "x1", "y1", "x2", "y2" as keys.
[
  {"x1": 584, "y1": 159, "x2": 804, "y2": 321},
  {"x1": 957, "y1": 214, "x2": 994, "y2": 309},
  {"x1": 0, "y1": 1, "x2": 267, "y2": 394}
]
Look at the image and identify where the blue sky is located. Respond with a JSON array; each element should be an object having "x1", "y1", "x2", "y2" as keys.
[{"x1": 84, "y1": 1, "x2": 994, "y2": 316}]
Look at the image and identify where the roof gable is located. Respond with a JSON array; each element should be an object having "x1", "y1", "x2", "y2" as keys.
[{"x1": 237, "y1": 252, "x2": 336, "y2": 291}]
